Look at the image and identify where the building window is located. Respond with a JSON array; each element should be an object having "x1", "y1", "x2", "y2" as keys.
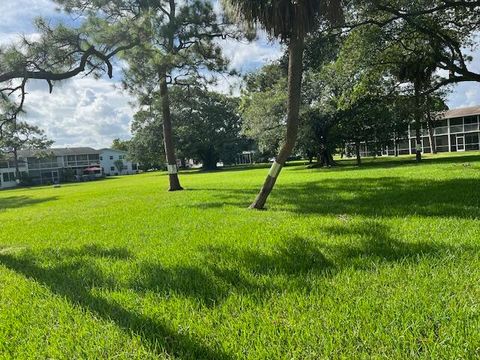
[
  {"x1": 100, "y1": 156, "x2": 103, "y2": 161},
  {"x1": 3, "y1": 173, "x2": 8, "y2": 182},
  {"x1": 110, "y1": 166, "x2": 115, "y2": 171},
  {"x1": 436, "y1": 135, "x2": 449, "y2": 152},
  {"x1": 132, "y1": 163, "x2": 138, "y2": 171},
  {"x1": 110, "y1": 156, "x2": 113, "y2": 160}
]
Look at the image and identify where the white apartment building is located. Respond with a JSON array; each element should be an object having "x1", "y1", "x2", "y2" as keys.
[
  {"x1": 99, "y1": 148, "x2": 138, "y2": 176},
  {"x1": 0, "y1": 147, "x2": 139, "y2": 190}
]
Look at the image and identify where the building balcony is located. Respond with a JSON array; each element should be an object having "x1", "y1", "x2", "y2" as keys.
[
  {"x1": 464, "y1": 123, "x2": 479, "y2": 132},
  {"x1": 450, "y1": 125, "x2": 464, "y2": 133},
  {"x1": 434, "y1": 126, "x2": 449, "y2": 135}
]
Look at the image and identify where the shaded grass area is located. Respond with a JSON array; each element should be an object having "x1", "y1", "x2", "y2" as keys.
[{"x1": 0, "y1": 152, "x2": 479, "y2": 359}]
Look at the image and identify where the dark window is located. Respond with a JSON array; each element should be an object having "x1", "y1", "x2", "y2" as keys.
[
  {"x1": 100, "y1": 156, "x2": 103, "y2": 161},
  {"x1": 3, "y1": 173, "x2": 8, "y2": 182},
  {"x1": 436, "y1": 119, "x2": 448, "y2": 127},
  {"x1": 110, "y1": 166, "x2": 115, "y2": 171},
  {"x1": 132, "y1": 163, "x2": 138, "y2": 171},
  {"x1": 450, "y1": 117, "x2": 463, "y2": 126},
  {"x1": 466, "y1": 133, "x2": 479, "y2": 145},
  {"x1": 435, "y1": 135, "x2": 449, "y2": 149},
  {"x1": 109, "y1": 156, "x2": 113, "y2": 160},
  {"x1": 464, "y1": 116, "x2": 478, "y2": 125}
]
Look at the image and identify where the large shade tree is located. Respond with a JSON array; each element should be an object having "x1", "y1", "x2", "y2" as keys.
[
  {"x1": 55, "y1": 0, "x2": 233, "y2": 191},
  {"x1": 222, "y1": 0, "x2": 343, "y2": 209}
]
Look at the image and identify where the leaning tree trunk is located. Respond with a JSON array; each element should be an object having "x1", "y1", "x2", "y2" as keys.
[
  {"x1": 249, "y1": 33, "x2": 305, "y2": 209},
  {"x1": 414, "y1": 85, "x2": 422, "y2": 162},
  {"x1": 159, "y1": 67, "x2": 183, "y2": 191}
]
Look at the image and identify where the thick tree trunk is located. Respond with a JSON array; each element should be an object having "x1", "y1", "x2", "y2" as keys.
[
  {"x1": 159, "y1": 68, "x2": 183, "y2": 191},
  {"x1": 317, "y1": 147, "x2": 335, "y2": 167},
  {"x1": 414, "y1": 86, "x2": 422, "y2": 162},
  {"x1": 355, "y1": 141, "x2": 361, "y2": 166},
  {"x1": 202, "y1": 150, "x2": 218, "y2": 171},
  {"x1": 249, "y1": 33, "x2": 305, "y2": 210}
]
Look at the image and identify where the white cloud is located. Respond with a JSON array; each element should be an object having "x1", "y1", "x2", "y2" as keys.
[
  {"x1": 22, "y1": 78, "x2": 135, "y2": 148},
  {"x1": 221, "y1": 35, "x2": 284, "y2": 72},
  {"x1": 448, "y1": 83, "x2": 480, "y2": 109}
]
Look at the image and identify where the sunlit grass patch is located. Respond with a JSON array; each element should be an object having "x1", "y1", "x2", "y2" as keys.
[{"x1": 1, "y1": 152, "x2": 479, "y2": 359}]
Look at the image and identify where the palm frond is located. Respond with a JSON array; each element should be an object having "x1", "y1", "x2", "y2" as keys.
[{"x1": 222, "y1": 0, "x2": 343, "y2": 40}]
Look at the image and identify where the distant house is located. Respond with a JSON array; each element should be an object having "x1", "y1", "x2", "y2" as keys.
[
  {"x1": 0, "y1": 147, "x2": 139, "y2": 190},
  {"x1": 100, "y1": 148, "x2": 138, "y2": 176}
]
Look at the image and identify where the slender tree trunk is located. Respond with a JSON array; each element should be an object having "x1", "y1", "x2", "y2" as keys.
[
  {"x1": 249, "y1": 32, "x2": 305, "y2": 209},
  {"x1": 159, "y1": 67, "x2": 183, "y2": 191},
  {"x1": 414, "y1": 86, "x2": 422, "y2": 162},
  {"x1": 426, "y1": 97, "x2": 437, "y2": 154},
  {"x1": 355, "y1": 141, "x2": 361, "y2": 166},
  {"x1": 13, "y1": 147, "x2": 20, "y2": 182}
]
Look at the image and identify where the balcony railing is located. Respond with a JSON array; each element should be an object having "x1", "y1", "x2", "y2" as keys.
[
  {"x1": 450, "y1": 125, "x2": 464, "y2": 133},
  {"x1": 464, "y1": 123, "x2": 479, "y2": 132},
  {"x1": 434, "y1": 126, "x2": 449, "y2": 135}
]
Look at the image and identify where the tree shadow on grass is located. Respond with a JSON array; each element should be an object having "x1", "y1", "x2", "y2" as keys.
[
  {"x1": 271, "y1": 177, "x2": 480, "y2": 218},
  {"x1": 0, "y1": 228, "x2": 477, "y2": 357},
  {"x1": 0, "y1": 195, "x2": 59, "y2": 211},
  {"x1": 290, "y1": 153, "x2": 480, "y2": 172},
  {"x1": 188, "y1": 177, "x2": 480, "y2": 219},
  {"x1": 199, "y1": 220, "x2": 476, "y2": 292},
  {"x1": 0, "y1": 245, "x2": 232, "y2": 360}
]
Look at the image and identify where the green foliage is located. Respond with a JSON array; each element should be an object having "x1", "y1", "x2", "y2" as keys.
[
  {"x1": 0, "y1": 153, "x2": 480, "y2": 358},
  {"x1": 0, "y1": 119, "x2": 53, "y2": 156},
  {"x1": 114, "y1": 159, "x2": 125, "y2": 173},
  {"x1": 173, "y1": 88, "x2": 247, "y2": 169},
  {"x1": 221, "y1": 0, "x2": 343, "y2": 40},
  {"x1": 132, "y1": 88, "x2": 248, "y2": 170},
  {"x1": 111, "y1": 138, "x2": 130, "y2": 152},
  {"x1": 119, "y1": 0, "x2": 231, "y2": 99},
  {"x1": 240, "y1": 67, "x2": 288, "y2": 157},
  {"x1": 129, "y1": 109, "x2": 165, "y2": 170}
]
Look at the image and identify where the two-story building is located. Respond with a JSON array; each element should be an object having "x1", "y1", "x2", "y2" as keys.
[
  {"x1": 353, "y1": 105, "x2": 480, "y2": 158},
  {"x1": 99, "y1": 148, "x2": 138, "y2": 176},
  {"x1": 1, "y1": 147, "x2": 139, "y2": 190},
  {"x1": 16, "y1": 147, "x2": 101, "y2": 186}
]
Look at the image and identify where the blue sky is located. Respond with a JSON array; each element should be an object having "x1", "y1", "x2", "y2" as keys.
[{"x1": 0, "y1": 0, "x2": 478, "y2": 148}]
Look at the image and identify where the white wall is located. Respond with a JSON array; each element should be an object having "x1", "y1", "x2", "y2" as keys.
[
  {"x1": 0, "y1": 168, "x2": 22, "y2": 189},
  {"x1": 100, "y1": 149, "x2": 137, "y2": 176}
]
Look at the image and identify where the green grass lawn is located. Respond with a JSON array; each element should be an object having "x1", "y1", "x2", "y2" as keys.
[{"x1": 1, "y1": 152, "x2": 479, "y2": 359}]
